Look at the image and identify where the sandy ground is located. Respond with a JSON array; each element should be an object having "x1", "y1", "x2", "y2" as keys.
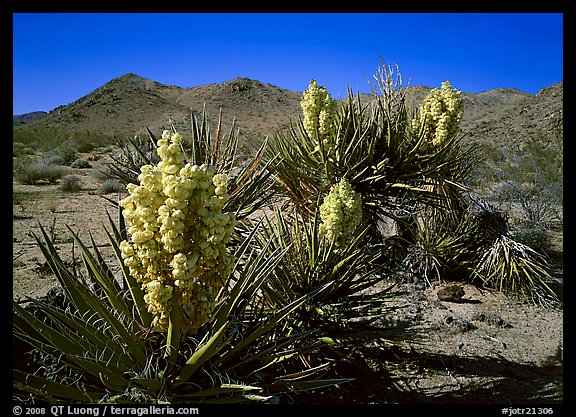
[
  {"x1": 13, "y1": 148, "x2": 122, "y2": 300},
  {"x1": 12, "y1": 148, "x2": 563, "y2": 404}
]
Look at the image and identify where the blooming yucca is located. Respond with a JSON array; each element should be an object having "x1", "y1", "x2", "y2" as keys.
[
  {"x1": 412, "y1": 81, "x2": 464, "y2": 149},
  {"x1": 301, "y1": 79, "x2": 337, "y2": 150},
  {"x1": 119, "y1": 130, "x2": 235, "y2": 334},
  {"x1": 319, "y1": 178, "x2": 362, "y2": 247}
]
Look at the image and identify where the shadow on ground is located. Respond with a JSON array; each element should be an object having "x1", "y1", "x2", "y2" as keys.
[{"x1": 291, "y1": 326, "x2": 563, "y2": 404}]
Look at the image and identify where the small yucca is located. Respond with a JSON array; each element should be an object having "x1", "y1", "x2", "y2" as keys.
[{"x1": 472, "y1": 234, "x2": 559, "y2": 306}]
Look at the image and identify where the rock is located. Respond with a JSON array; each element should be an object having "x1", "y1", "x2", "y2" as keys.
[
  {"x1": 444, "y1": 314, "x2": 476, "y2": 332},
  {"x1": 471, "y1": 311, "x2": 509, "y2": 327},
  {"x1": 437, "y1": 284, "x2": 465, "y2": 302}
]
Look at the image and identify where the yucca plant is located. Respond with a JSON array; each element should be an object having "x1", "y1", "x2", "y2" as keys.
[
  {"x1": 471, "y1": 234, "x2": 559, "y2": 306},
  {"x1": 403, "y1": 195, "x2": 561, "y2": 306},
  {"x1": 401, "y1": 210, "x2": 471, "y2": 286},
  {"x1": 463, "y1": 199, "x2": 560, "y2": 306},
  {"x1": 254, "y1": 206, "x2": 392, "y2": 333},
  {"x1": 266, "y1": 61, "x2": 479, "y2": 244},
  {"x1": 13, "y1": 212, "x2": 349, "y2": 403},
  {"x1": 13, "y1": 126, "x2": 349, "y2": 404}
]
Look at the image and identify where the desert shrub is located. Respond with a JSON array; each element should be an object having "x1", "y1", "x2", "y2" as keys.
[
  {"x1": 12, "y1": 127, "x2": 65, "y2": 151},
  {"x1": 76, "y1": 140, "x2": 96, "y2": 153},
  {"x1": 100, "y1": 145, "x2": 114, "y2": 153},
  {"x1": 472, "y1": 131, "x2": 562, "y2": 230},
  {"x1": 12, "y1": 127, "x2": 115, "y2": 155},
  {"x1": 44, "y1": 154, "x2": 65, "y2": 165},
  {"x1": 74, "y1": 139, "x2": 95, "y2": 153},
  {"x1": 70, "y1": 158, "x2": 91, "y2": 169},
  {"x1": 512, "y1": 227, "x2": 552, "y2": 254},
  {"x1": 15, "y1": 160, "x2": 65, "y2": 185},
  {"x1": 12, "y1": 141, "x2": 35, "y2": 156},
  {"x1": 59, "y1": 174, "x2": 82, "y2": 192},
  {"x1": 99, "y1": 178, "x2": 125, "y2": 194},
  {"x1": 52, "y1": 141, "x2": 78, "y2": 165}
]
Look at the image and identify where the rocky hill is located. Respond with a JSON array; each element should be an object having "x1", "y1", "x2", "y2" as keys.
[
  {"x1": 19, "y1": 74, "x2": 302, "y2": 139},
  {"x1": 17, "y1": 74, "x2": 563, "y2": 152},
  {"x1": 459, "y1": 83, "x2": 563, "y2": 149},
  {"x1": 13, "y1": 111, "x2": 48, "y2": 124}
]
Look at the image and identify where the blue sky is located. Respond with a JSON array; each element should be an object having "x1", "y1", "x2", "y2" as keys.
[{"x1": 12, "y1": 12, "x2": 564, "y2": 115}]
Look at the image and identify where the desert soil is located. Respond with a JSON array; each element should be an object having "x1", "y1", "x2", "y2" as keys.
[{"x1": 12, "y1": 147, "x2": 563, "y2": 404}]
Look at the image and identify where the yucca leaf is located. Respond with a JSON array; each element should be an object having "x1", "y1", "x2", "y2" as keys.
[
  {"x1": 13, "y1": 301, "x2": 86, "y2": 357},
  {"x1": 13, "y1": 370, "x2": 102, "y2": 402},
  {"x1": 31, "y1": 225, "x2": 149, "y2": 369},
  {"x1": 105, "y1": 213, "x2": 151, "y2": 328},
  {"x1": 175, "y1": 321, "x2": 230, "y2": 384},
  {"x1": 224, "y1": 330, "x2": 320, "y2": 373},
  {"x1": 217, "y1": 283, "x2": 329, "y2": 370},
  {"x1": 213, "y1": 223, "x2": 288, "y2": 332},
  {"x1": 197, "y1": 394, "x2": 273, "y2": 404},
  {"x1": 173, "y1": 383, "x2": 262, "y2": 400},
  {"x1": 164, "y1": 299, "x2": 182, "y2": 370},
  {"x1": 13, "y1": 302, "x2": 132, "y2": 386},
  {"x1": 33, "y1": 225, "x2": 93, "y2": 317},
  {"x1": 67, "y1": 226, "x2": 131, "y2": 319},
  {"x1": 267, "y1": 378, "x2": 354, "y2": 394},
  {"x1": 132, "y1": 378, "x2": 163, "y2": 393},
  {"x1": 20, "y1": 297, "x2": 134, "y2": 370}
]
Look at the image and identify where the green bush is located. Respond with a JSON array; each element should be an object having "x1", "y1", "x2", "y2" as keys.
[{"x1": 513, "y1": 227, "x2": 552, "y2": 254}]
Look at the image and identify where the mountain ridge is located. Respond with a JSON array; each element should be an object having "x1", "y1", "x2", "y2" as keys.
[{"x1": 15, "y1": 73, "x2": 563, "y2": 149}]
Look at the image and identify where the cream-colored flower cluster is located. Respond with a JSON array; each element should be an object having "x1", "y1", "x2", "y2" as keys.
[
  {"x1": 412, "y1": 81, "x2": 464, "y2": 149},
  {"x1": 301, "y1": 79, "x2": 337, "y2": 149},
  {"x1": 319, "y1": 178, "x2": 362, "y2": 247},
  {"x1": 119, "y1": 130, "x2": 236, "y2": 334}
]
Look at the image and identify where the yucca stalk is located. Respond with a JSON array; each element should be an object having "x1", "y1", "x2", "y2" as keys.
[{"x1": 13, "y1": 214, "x2": 350, "y2": 404}]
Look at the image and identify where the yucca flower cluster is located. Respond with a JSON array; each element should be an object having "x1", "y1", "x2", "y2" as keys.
[
  {"x1": 319, "y1": 178, "x2": 363, "y2": 247},
  {"x1": 119, "y1": 130, "x2": 235, "y2": 334},
  {"x1": 412, "y1": 81, "x2": 464, "y2": 149},
  {"x1": 301, "y1": 79, "x2": 337, "y2": 150}
]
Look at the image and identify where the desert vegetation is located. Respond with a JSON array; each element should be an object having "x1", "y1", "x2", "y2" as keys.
[{"x1": 12, "y1": 62, "x2": 562, "y2": 404}]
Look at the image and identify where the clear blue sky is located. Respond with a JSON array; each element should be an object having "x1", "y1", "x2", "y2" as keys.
[{"x1": 12, "y1": 12, "x2": 564, "y2": 115}]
